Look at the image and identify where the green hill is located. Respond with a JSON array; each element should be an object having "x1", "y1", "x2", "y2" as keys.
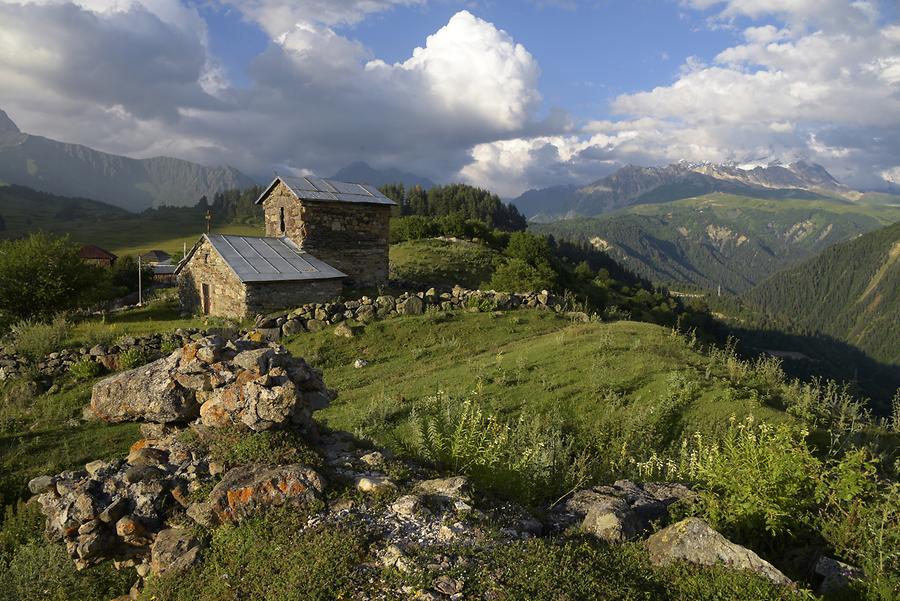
[
  {"x1": 389, "y1": 238, "x2": 499, "y2": 289},
  {"x1": 745, "y1": 221, "x2": 900, "y2": 366},
  {"x1": 0, "y1": 184, "x2": 261, "y2": 256},
  {"x1": 532, "y1": 193, "x2": 900, "y2": 294}
]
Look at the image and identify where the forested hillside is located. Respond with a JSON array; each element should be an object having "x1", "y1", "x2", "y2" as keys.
[
  {"x1": 533, "y1": 194, "x2": 900, "y2": 293},
  {"x1": 745, "y1": 221, "x2": 900, "y2": 366},
  {"x1": 381, "y1": 182, "x2": 527, "y2": 230}
]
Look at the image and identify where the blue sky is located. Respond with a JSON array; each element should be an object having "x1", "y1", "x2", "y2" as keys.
[
  {"x1": 0, "y1": 0, "x2": 898, "y2": 195},
  {"x1": 202, "y1": 1, "x2": 741, "y2": 121}
]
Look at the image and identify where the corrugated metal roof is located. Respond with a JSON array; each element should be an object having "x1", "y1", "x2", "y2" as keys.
[
  {"x1": 204, "y1": 235, "x2": 346, "y2": 283},
  {"x1": 255, "y1": 176, "x2": 396, "y2": 206}
]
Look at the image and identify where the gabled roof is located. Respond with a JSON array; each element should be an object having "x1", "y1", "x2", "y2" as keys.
[
  {"x1": 141, "y1": 250, "x2": 171, "y2": 263},
  {"x1": 79, "y1": 244, "x2": 117, "y2": 261},
  {"x1": 175, "y1": 234, "x2": 346, "y2": 284},
  {"x1": 255, "y1": 175, "x2": 396, "y2": 206}
]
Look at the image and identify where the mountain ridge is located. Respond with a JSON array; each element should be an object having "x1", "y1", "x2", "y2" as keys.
[
  {"x1": 329, "y1": 161, "x2": 436, "y2": 190},
  {"x1": 0, "y1": 109, "x2": 255, "y2": 212},
  {"x1": 513, "y1": 161, "x2": 868, "y2": 221},
  {"x1": 745, "y1": 221, "x2": 900, "y2": 366}
]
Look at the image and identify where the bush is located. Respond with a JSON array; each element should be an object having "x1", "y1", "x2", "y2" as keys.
[
  {"x1": 819, "y1": 451, "x2": 900, "y2": 598},
  {"x1": 68, "y1": 358, "x2": 102, "y2": 381},
  {"x1": 117, "y1": 347, "x2": 149, "y2": 370},
  {"x1": 488, "y1": 258, "x2": 556, "y2": 293},
  {"x1": 10, "y1": 314, "x2": 70, "y2": 361},
  {"x1": 639, "y1": 416, "x2": 821, "y2": 545},
  {"x1": 406, "y1": 393, "x2": 593, "y2": 504},
  {"x1": 0, "y1": 233, "x2": 104, "y2": 327}
]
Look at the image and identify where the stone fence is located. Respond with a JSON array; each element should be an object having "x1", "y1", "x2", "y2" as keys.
[
  {"x1": 0, "y1": 287, "x2": 590, "y2": 384},
  {"x1": 252, "y1": 286, "x2": 589, "y2": 340}
]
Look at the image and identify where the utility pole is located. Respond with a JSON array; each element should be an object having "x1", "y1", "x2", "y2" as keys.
[{"x1": 138, "y1": 254, "x2": 143, "y2": 307}]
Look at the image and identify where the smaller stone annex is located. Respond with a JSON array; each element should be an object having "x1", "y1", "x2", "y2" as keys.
[{"x1": 176, "y1": 234, "x2": 346, "y2": 319}]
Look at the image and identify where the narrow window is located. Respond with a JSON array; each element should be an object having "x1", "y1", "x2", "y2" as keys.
[{"x1": 279, "y1": 207, "x2": 286, "y2": 234}]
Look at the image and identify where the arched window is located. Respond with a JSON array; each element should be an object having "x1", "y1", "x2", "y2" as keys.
[{"x1": 279, "y1": 207, "x2": 285, "y2": 234}]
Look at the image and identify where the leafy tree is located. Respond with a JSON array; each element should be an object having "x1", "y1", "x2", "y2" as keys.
[
  {"x1": 488, "y1": 258, "x2": 556, "y2": 293},
  {"x1": 0, "y1": 232, "x2": 102, "y2": 326},
  {"x1": 506, "y1": 231, "x2": 553, "y2": 268}
]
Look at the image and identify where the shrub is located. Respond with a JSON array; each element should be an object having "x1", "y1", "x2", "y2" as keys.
[
  {"x1": 488, "y1": 258, "x2": 556, "y2": 293},
  {"x1": 638, "y1": 416, "x2": 821, "y2": 545},
  {"x1": 406, "y1": 393, "x2": 593, "y2": 504},
  {"x1": 10, "y1": 314, "x2": 70, "y2": 361},
  {"x1": 819, "y1": 450, "x2": 900, "y2": 598},
  {"x1": 68, "y1": 358, "x2": 102, "y2": 381},
  {"x1": 117, "y1": 347, "x2": 149, "y2": 370},
  {"x1": 0, "y1": 232, "x2": 104, "y2": 327}
]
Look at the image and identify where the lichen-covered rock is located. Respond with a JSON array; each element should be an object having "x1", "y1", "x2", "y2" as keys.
[
  {"x1": 645, "y1": 518, "x2": 792, "y2": 586},
  {"x1": 203, "y1": 463, "x2": 324, "y2": 525},
  {"x1": 150, "y1": 528, "x2": 203, "y2": 576},
  {"x1": 562, "y1": 480, "x2": 695, "y2": 542},
  {"x1": 414, "y1": 476, "x2": 471, "y2": 503},
  {"x1": 90, "y1": 353, "x2": 198, "y2": 424},
  {"x1": 90, "y1": 337, "x2": 332, "y2": 430}
]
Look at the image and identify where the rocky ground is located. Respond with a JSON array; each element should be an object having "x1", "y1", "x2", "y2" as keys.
[{"x1": 25, "y1": 334, "x2": 849, "y2": 600}]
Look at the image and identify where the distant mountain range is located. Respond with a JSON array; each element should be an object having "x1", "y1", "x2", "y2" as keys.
[
  {"x1": 512, "y1": 161, "x2": 871, "y2": 221},
  {"x1": 0, "y1": 110, "x2": 255, "y2": 212},
  {"x1": 532, "y1": 194, "x2": 900, "y2": 294},
  {"x1": 330, "y1": 161, "x2": 436, "y2": 190},
  {"x1": 746, "y1": 221, "x2": 900, "y2": 366}
]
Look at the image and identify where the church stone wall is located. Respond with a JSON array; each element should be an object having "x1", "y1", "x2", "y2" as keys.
[
  {"x1": 177, "y1": 238, "x2": 247, "y2": 320},
  {"x1": 262, "y1": 181, "x2": 392, "y2": 288},
  {"x1": 245, "y1": 279, "x2": 343, "y2": 316}
]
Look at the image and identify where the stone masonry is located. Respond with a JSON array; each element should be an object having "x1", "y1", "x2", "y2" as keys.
[
  {"x1": 178, "y1": 237, "x2": 343, "y2": 319},
  {"x1": 261, "y1": 181, "x2": 392, "y2": 287}
]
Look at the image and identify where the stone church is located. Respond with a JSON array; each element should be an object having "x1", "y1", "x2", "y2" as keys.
[{"x1": 176, "y1": 176, "x2": 395, "y2": 319}]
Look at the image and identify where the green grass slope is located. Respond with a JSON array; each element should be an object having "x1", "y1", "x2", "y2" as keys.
[
  {"x1": 284, "y1": 311, "x2": 789, "y2": 465},
  {"x1": 389, "y1": 238, "x2": 499, "y2": 289},
  {"x1": 533, "y1": 193, "x2": 900, "y2": 294},
  {"x1": 746, "y1": 221, "x2": 900, "y2": 365}
]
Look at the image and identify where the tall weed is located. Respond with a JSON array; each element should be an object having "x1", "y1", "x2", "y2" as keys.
[
  {"x1": 638, "y1": 416, "x2": 821, "y2": 545},
  {"x1": 10, "y1": 314, "x2": 69, "y2": 361},
  {"x1": 406, "y1": 392, "x2": 593, "y2": 505}
]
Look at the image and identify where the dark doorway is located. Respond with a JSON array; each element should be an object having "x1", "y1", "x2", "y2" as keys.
[{"x1": 201, "y1": 283, "x2": 211, "y2": 315}]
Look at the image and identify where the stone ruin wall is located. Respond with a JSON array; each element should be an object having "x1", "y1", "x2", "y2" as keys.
[
  {"x1": 262, "y1": 181, "x2": 392, "y2": 288},
  {"x1": 177, "y1": 238, "x2": 247, "y2": 320}
]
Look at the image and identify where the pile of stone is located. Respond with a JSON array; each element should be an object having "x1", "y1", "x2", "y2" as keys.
[
  {"x1": 0, "y1": 328, "x2": 206, "y2": 383},
  {"x1": 27, "y1": 336, "x2": 812, "y2": 598},
  {"x1": 89, "y1": 334, "x2": 333, "y2": 430},
  {"x1": 30, "y1": 335, "x2": 334, "y2": 578},
  {"x1": 255, "y1": 286, "x2": 587, "y2": 340}
]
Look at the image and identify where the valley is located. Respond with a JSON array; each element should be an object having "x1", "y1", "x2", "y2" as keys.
[{"x1": 532, "y1": 193, "x2": 900, "y2": 293}]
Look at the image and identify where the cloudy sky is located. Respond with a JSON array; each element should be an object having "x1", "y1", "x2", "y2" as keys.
[{"x1": 0, "y1": 0, "x2": 898, "y2": 196}]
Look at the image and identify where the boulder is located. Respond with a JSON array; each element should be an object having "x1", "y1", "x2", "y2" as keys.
[
  {"x1": 645, "y1": 518, "x2": 792, "y2": 586},
  {"x1": 204, "y1": 463, "x2": 325, "y2": 525},
  {"x1": 815, "y1": 556, "x2": 862, "y2": 594},
  {"x1": 401, "y1": 296, "x2": 424, "y2": 316},
  {"x1": 564, "y1": 480, "x2": 695, "y2": 543},
  {"x1": 333, "y1": 322, "x2": 355, "y2": 339},
  {"x1": 90, "y1": 354, "x2": 199, "y2": 424},
  {"x1": 414, "y1": 476, "x2": 471, "y2": 503},
  {"x1": 150, "y1": 528, "x2": 203, "y2": 576}
]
